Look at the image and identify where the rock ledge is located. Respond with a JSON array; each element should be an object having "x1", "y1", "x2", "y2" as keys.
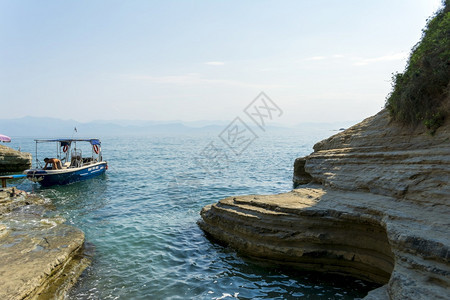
[
  {"x1": 0, "y1": 144, "x2": 32, "y2": 172},
  {"x1": 0, "y1": 188, "x2": 89, "y2": 299}
]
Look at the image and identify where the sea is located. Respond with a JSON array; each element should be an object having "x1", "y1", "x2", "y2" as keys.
[{"x1": 7, "y1": 128, "x2": 378, "y2": 300}]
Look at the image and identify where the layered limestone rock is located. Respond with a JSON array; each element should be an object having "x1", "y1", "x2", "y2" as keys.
[
  {"x1": 199, "y1": 109, "x2": 450, "y2": 299},
  {"x1": 0, "y1": 144, "x2": 32, "y2": 172},
  {"x1": 0, "y1": 188, "x2": 89, "y2": 299},
  {"x1": 299, "y1": 109, "x2": 450, "y2": 206}
]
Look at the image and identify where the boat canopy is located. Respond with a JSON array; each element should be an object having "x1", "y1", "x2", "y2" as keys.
[{"x1": 34, "y1": 139, "x2": 101, "y2": 145}]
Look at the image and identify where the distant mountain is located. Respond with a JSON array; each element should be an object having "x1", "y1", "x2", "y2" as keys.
[
  {"x1": 0, "y1": 116, "x2": 358, "y2": 137},
  {"x1": 0, "y1": 116, "x2": 80, "y2": 137},
  {"x1": 0, "y1": 116, "x2": 198, "y2": 137}
]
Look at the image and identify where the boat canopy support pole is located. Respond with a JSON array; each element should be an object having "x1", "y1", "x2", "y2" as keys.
[{"x1": 35, "y1": 141, "x2": 38, "y2": 168}]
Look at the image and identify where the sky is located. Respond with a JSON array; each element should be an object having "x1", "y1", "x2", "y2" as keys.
[{"x1": 0, "y1": 0, "x2": 443, "y2": 125}]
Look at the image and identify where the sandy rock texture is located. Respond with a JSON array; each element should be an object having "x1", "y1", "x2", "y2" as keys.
[
  {"x1": 0, "y1": 187, "x2": 89, "y2": 299},
  {"x1": 199, "y1": 109, "x2": 450, "y2": 299},
  {"x1": 0, "y1": 144, "x2": 32, "y2": 172}
]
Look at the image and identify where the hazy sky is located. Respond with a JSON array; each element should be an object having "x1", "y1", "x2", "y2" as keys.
[{"x1": 0, "y1": 0, "x2": 443, "y2": 125}]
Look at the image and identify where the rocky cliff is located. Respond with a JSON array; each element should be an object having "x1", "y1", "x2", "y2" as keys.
[
  {"x1": 0, "y1": 144, "x2": 32, "y2": 172},
  {"x1": 199, "y1": 109, "x2": 450, "y2": 299}
]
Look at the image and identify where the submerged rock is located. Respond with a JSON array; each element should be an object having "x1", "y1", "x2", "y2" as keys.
[
  {"x1": 199, "y1": 109, "x2": 450, "y2": 299},
  {"x1": 0, "y1": 188, "x2": 89, "y2": 299},
  {"x1": 0, "y1": 188, "x2": 44, "y2": 214},
  {"x1": 0, "y1": 144, "x2": 32, "y2": 172}
]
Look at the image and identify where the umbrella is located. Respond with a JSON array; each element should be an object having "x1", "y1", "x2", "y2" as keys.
[{"x1": 0, "y1": 134, "x2": 11, "y2": 143}]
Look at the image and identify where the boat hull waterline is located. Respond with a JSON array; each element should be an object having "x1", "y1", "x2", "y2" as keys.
[{"x1": 25, "y1": 162, "x2": 107, "y2": 186}]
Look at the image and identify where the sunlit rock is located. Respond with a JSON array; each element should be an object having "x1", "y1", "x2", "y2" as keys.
[{"x1": 0, "y1": 145, "x2": 32, "y2": 172}]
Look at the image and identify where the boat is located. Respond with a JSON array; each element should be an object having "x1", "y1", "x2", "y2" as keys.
[{"x1": 24, "y1": 139, "x2": 107, "y2": 186}]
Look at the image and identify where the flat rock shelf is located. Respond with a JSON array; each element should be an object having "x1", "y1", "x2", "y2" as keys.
[{"x1": 0, "y1": 188, "x2": 89, "y2": 299}]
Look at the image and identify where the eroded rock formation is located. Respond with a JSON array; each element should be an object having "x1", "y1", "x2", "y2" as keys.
[
  {"x1": 0, "y1": 144, "x2": 32, "y2": 172},
  {"x1": 0, "y1": 188, "x2": 89, "y2": 299},
  {"x1": 199, "y1": 109, "x2": 450, "y2": 299}
]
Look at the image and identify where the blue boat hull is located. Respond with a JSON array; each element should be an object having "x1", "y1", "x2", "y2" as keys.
[{"x1": 25, "y1": 162, "x2": 107, "y2": 187}]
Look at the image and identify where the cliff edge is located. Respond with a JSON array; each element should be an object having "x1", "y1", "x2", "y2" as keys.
[{"x1": 198, "y1": 109, "x2": 450, "y2": 299}]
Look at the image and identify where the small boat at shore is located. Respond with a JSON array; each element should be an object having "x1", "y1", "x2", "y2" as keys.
[{"x1": 24, "y1": 139, "x2": 107, "y2": 186}]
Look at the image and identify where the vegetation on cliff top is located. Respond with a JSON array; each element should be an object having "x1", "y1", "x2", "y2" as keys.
[{"x1": 386, "y1": 0, "x2": 450, "y2": 133}]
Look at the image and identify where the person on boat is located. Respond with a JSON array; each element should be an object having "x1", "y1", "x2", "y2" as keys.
[{"x1": 43, "y1": 158, "x2": 62, "y2": 170}]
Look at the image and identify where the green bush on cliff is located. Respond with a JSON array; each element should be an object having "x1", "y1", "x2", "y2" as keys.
[{"x1": 386, "y1": 0, "x2": 450, "y2": 134}]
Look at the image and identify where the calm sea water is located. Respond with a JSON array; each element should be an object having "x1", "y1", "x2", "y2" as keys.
[{"x1": 8, "y1": 129, "x2": 377, "y2": 299}]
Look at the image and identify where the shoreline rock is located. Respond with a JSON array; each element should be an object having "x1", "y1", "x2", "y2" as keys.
[
  {"x1": 0, "y1": 144, "x2": 32, "y2": 173},
  {"x1": 0, "y1": 187, "x2": 89, "y2": 299},
  {"x1": 199, "y1": 109, "x2": 450, "y2": 299}
]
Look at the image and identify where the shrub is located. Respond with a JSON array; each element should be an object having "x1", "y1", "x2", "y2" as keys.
[{"x1": 386, "y1": 0, "x2": 450, "y2": 134}]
